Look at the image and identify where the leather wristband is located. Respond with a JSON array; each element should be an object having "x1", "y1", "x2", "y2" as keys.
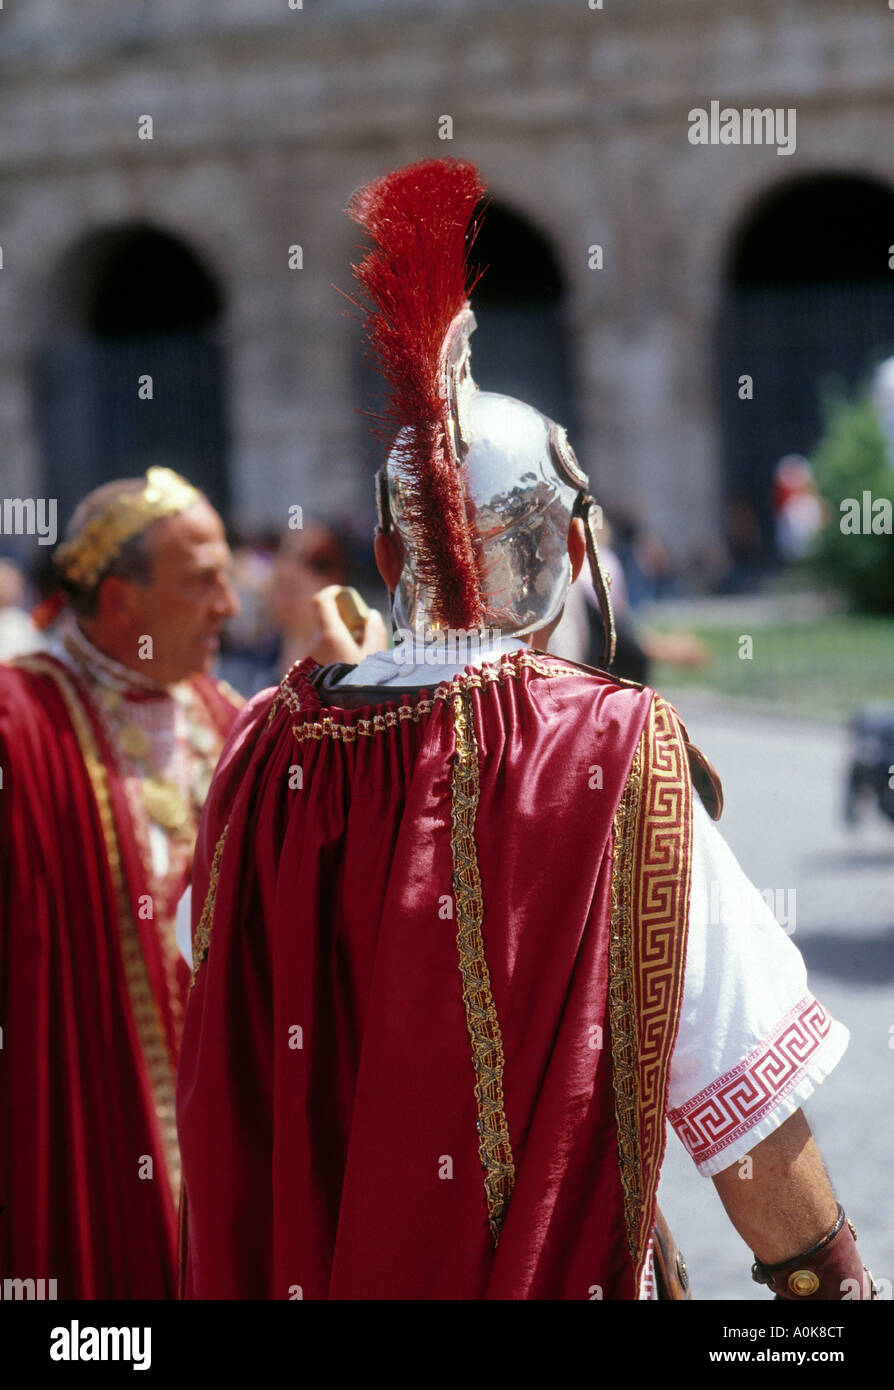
[{"x1": 752, "y1": 1207, "x2": 876, "y2": 1300}]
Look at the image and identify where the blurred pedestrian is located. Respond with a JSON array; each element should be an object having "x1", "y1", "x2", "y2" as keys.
[
  {"x1": 0, "y1": 557, "x2": 40, "y2": 659},
  {"x1": 269, "y1": 522, "x2": 387, "y2": 673},
  {"x1": 772, "y1": 454, "x2": 826, "y2": 561}
]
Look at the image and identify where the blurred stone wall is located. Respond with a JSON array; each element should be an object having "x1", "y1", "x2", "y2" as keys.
[{"x1": 1, "y1": 0, "x2": 893, "y2": 563}]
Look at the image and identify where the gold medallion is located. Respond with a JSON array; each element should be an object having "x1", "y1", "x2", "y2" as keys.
[
  {"x1": 142, "y1": 776, "x2": 191, "y2": 830},
  {"x1": 787, "y1": 1269, "x2": 820, "y2": 1297},
  {"x1": 119, "y1": 722, "x2": 151, "y2": 760}
]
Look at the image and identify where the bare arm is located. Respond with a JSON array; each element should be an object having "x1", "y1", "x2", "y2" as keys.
[{"x1": 712, "y1": 1109, "x2": 838, "y2": 1265}]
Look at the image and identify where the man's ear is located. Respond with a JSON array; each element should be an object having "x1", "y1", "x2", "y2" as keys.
[
  {"x1": 568, "y1": 516, "x2": 586, "y2": 583},
  {"x1": 95, "y1": 574, "x2": 140, "y2": 626},
  {"x1": 374, "y1": 528, "x2": 403, "y2": 593}
]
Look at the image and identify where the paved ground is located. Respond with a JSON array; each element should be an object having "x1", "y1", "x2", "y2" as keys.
[{"x1": 654, "y1": 690, "x2": 894, "y2": 1301}]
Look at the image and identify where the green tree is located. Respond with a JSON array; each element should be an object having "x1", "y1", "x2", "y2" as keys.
[{"x1": 810, "y1": 393, "x2": 894, "y2": 613}]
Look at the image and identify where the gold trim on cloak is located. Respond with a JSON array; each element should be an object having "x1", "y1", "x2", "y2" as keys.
[
  {"x1": 281, "y1": 648, "x2": 580, "y2": 743},
  {"x1": 13, "y1": 655, "x2": 181, "y2": 1204},
  {"x1": 450, "y1": 688, "x2": 516, "y2": 1246},
  {"x1": 189, "y1": 825, "x2": 229, "y2": 990}
]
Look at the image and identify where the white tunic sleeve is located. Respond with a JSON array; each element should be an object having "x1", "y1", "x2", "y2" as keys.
[{"x1": 667, "y1": 795, "x2": 849, "y2": 1177}]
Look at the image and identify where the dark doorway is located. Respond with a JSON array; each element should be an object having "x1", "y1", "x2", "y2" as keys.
[
  {"x1": 717, "y1": 174, "x2": 894, "y2": 554},
  {"x1": 468, "y1": 201, "x2": 576, "y2": 438},
  {"x1": 34, "y1": 224, "x2": 228, "y2": 527}
]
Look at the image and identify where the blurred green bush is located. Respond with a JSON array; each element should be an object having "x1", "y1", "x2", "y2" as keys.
[{"x1": 810, "y1": 393, "x2": 894, "y2": 614}]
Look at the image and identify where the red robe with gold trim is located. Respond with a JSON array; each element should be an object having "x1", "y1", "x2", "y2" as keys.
[
  {"x1": 178, "y1": 650, "x2": 696, "y2": 1299},
  {"x1": 0, "y1": 653, "x2": 241, "y2": 1299}
]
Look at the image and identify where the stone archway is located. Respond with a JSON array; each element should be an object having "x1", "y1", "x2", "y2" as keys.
[
  {"x1": 34, "y1": 223, "x2": 228, "y2": 525},
  {"x1": 717, "y1": 172, "x2": 894, "y2": 553}
]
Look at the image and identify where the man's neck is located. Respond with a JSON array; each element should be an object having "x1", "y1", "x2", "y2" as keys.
[{"x1": 65, "y1": 619, "x2": 170, "y2": 693}]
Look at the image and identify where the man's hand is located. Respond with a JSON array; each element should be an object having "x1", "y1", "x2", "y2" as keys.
[{"x1": 305, "y1": 585, "x2": 389, "y2": 668}]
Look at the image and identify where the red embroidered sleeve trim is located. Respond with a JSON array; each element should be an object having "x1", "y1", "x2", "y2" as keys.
[{"x1": 668, "y1": 995, "x2": 832, "y2": 1167}]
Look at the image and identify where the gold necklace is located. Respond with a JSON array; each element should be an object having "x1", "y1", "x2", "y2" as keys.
[{"x1": 62, "y1": 626, "x2": 221, "y2": 833}]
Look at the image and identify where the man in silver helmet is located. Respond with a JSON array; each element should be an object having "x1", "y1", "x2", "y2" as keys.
[{"x1": 177, "y1": 160, "x2": 873, "y2": 1301}]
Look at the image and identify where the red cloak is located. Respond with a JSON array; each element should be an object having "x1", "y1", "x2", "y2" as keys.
[
  {"x1": 0, "y1": 654, "x2": 240, "y2": 1299},
  {"x1": 178, "y1": 649, "x2": 696, "y2": 1299}
]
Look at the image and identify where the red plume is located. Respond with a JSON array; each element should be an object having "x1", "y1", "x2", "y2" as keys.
[{"x1": 345, "y1": 158, "x2": 486, "y2": 630}]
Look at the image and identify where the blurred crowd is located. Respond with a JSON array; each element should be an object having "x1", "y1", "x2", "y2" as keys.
[{"x1": 5, "y1": 446, "x2": 837, "y2": 687}]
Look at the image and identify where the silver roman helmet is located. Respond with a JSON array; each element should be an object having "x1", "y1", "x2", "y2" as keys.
[
  {"x1": 349, "y1": 158, "x2": 615, "y2": 663},
  {"x1": 377, "y1": 307, "x2": 615, "y2": 658}
]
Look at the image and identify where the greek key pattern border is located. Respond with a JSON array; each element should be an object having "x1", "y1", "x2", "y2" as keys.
[
  {"x1": 609, "y1": 744, "x2": 644, "y2": 1266},
  {"x1": 609, "y1": 695, "x2": 692, "y2": 1290},
  {"x1": 669, "y1": 995, "x2": 830, "y2": 1167}
]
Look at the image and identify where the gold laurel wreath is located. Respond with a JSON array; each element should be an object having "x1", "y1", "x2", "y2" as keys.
[{"x1": 54, "y1": 467, "x2": 199, "y2": 588}]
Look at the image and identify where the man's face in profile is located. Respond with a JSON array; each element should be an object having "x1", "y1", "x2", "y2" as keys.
[{"x1": 122, "y1": 499, "x2": 240, "y2": 683}]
